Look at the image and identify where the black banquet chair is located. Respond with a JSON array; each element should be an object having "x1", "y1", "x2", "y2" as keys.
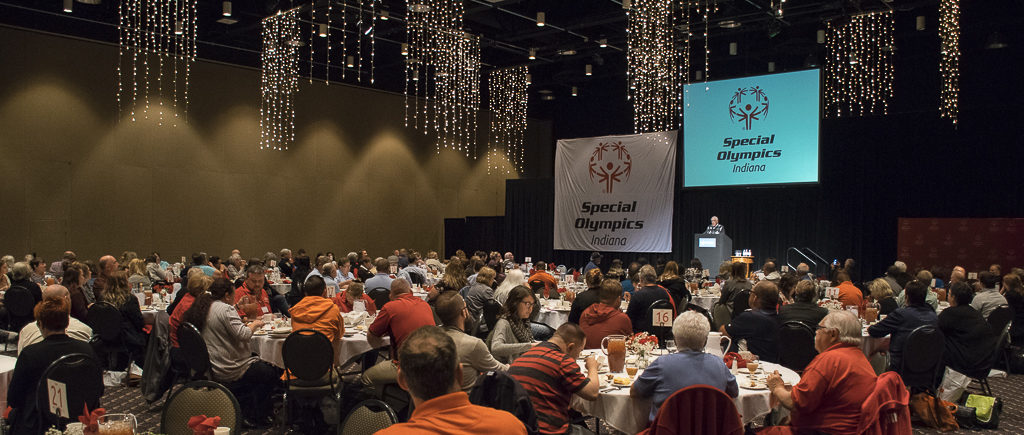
[
  {"x1": 86, "y1": 301, "x2": 135, "y2": 383},
  {"x1": 161, "y1": 380, "x2": 241, "y2": 435},
  {"x1": 5, "y1": 285, "x2": 36, "y2": 333},
  {"x1": 778, "y1": 321, "x2": 818, "y2": 373},
  {"x1": 176, "y1": 322, "x2": 212, "y2": 381},
  {"x1": 647, "y1": 299, "x2": 676, "y2": 347},
  {"x1": 530, "y1": 322, "x2": 555, "y2": 341},
  {"x1": 367, "y1": 287, "x2": 391, "y2": 311},
  {"x1": 340, "y1": 399, "x2": 398, "y2": 435},
  {"x1": 35, "y1": 353, "x2": 104, "y2": 432},
  {"x1": 483, "y1": 299, "x2": 502, "y2": 333},
  {"x1": 282, "y1": 329, "x2": 339, "y2": 428},
  {"x1": 898, "y1": 325, "x2": 945, "y2": 393}
]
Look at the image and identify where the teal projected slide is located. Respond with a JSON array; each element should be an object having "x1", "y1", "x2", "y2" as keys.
[{"x1": 683, "y1": 69, "x2": 820, "y2": 187}]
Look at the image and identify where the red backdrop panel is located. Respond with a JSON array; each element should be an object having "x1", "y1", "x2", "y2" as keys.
[{"x1": 897, "y1": 218, "x2": 1024, "y2": 273}]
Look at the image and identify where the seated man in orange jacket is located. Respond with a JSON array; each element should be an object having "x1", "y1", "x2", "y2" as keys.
[{"x1": 289, "y1": 275, "x2": 344, "y2": 361}]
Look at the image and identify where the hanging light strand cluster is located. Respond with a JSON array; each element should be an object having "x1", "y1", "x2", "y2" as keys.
[
  {"x1": 117, "y1": 0, "x2": 197, "y2": 125},
  {"x1": 626, "y1": 0, "x2": 680, "y2": 133},
  {"x1": 939, "y1": 0, "x2": 960, "y2": 124},
  {"x1": 486, "y1": 66, "x2": 529, "y2": 174},
  {"x1": 404, "y1": 0, "x2": 480, "y2": 157},
  {"x1": 259, "y1": 10, "x2": 302, "y2": 151},
  {"x1": 308, "y1": 0, "x2": 380, "y2": 85},
  {"x1": 824, "y1": 11, "x2": 894, "y2": 117}
]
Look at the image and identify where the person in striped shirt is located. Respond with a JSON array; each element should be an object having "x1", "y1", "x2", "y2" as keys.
[{"x1": 509, "y1": 323, "x2": 600, "y2": 435}]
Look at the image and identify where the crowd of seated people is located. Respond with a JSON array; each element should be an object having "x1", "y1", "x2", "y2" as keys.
[{"x1": 3, "y1": 247, "x2": 1024, "y2": 434}]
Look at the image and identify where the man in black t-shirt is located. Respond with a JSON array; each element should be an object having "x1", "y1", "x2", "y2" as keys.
[{"x1": 722, "y1": 281, "x2": 781, "y2": 362}]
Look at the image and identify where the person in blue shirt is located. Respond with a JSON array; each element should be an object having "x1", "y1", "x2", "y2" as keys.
[
  {"x1": 631, "y1": 310, "x2": 738, "y2": 422},
  {"x1": 620, "y1": 262, "x2": 640, "y2": 295},
  {"x1": 583, "y1": 252, "x2": 602, "y2": 275}
]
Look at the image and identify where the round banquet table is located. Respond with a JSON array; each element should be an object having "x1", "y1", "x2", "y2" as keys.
[
  {"x1": 269, "y1": 283, "x2": 292, "y2": 296},
  {"x1": 537, "y1": 307, "x2": 570, "y2": 329},
  {"x1": 250, "y1": 330, "x2": 389, "y2": 368},
  {"x1": 0, "y1": 355, "x2": 15, "y2": 404},
  {"x1": 571, "y1": 357, "x2": 800, "y2": 434}
]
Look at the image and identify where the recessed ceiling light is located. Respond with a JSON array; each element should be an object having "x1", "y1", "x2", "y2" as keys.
[
  {"x1": 542, "y1": 95, "x2": 555, "y2": 101},
  {"x1": 720, "y1": 20, "x2": 741, "y2": 29},
  {"x1": 558, "y1": 49, "x2": 576, "y2": 56},
  {"x1": 217, "y1": 17, "x2": 238, "y2": 25}
]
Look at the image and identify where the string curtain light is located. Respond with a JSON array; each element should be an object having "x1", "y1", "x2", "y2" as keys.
[
  {"x1": 939, "y1": 0, "x2": 960, "y2": 123},
  {"x1": 117, "y1": 0, "x2": 198, "y2": 126},
  {"x1": 486, "y1": 66, "x2": 529, "y2": 174},
  {"x1": 308, "y1": 0, "x2": 379, "y2": 85},
  {"x1": 824, "y1": 11, "x2": 894, "y2": 117},
  {"x1": 404, "y1": 0, "x2": 481, "y2": 157},
  {"x1": 626, "y1": 0, "x2": 681, "y2": 133},
  {"x1": 259, "y1": 10, "x2": 301, "y2": 150}
]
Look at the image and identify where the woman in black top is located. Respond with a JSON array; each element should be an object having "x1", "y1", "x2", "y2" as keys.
[
  {"x1": 869, "y1": 278, "x2": 899, "y2": 315},
  {"x1": 657, "y1": 261, "x2": 690, "y2": 309},
  {"x1": 1002, "y1": 274, "x2": 1024, "y2": 345},
  {"x1": 101, "y1": 271, "x2": 148, "y2": 366}
]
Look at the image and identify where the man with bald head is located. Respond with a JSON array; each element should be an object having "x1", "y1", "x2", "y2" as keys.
[
  {"x1": 94, "y1": 255, "x2": 119, "y2": 301},
  {"x1": 362, "y1": 278, "x2": 436, "y2": 397},
  {"x1": 17, "y1": 285, "x2": 93, "y2": 355}
]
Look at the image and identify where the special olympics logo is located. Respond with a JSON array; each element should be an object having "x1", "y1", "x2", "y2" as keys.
[
  {"x1": 588, "y1": 141, "x2": 631, "y2": 194},
  {"x1": 728, "y1": 86, "x2": 769, "y2": 130}
]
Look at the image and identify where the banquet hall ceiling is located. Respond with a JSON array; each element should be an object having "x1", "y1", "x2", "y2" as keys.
[{"x1": 1, "y1": 0, "x2": 1020, "y2": 120}]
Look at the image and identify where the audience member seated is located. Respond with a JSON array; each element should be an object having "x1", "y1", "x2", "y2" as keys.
[
  {"x1": 510, "y1": 323, "x2": 599, "y2": 435},
  {"x1": 1002, "y1": 274, "x2": 1024, "y2": 345},
  {"x1": 778, "y1": 280, "x2": 828, "y2": 328},
  {"x1": 362, "y1": 278, "x2": 436, "y2": 398},
  {"x1": 234, "y1": 265, "x2": 289, "y2": 319},
  {"x1": 717, "y1": 262, "x2": 752, "y2": 324},
  {"x1": 465, "y1": 267, "x2": 497, "y2": 331},
  {"x1": 0, "y1": 261, "x2": 9, "y2": 292},
  {"x1": 288, "y1": 275, "x2": 344, "y2": 367},
  {"x1": 333, "y1": 282, "x2": 377, "y2": 315},
  {"x1": 168, "y1": 274, "x2": 213, "y2": 377},
  {"x1": 868, "y1": 278, "x2": 898, "y2": 315},
  {"x1": 488, "y1": 286, "x2": 538, "y2": 363},
  {"x1": 882, "y1": 265, "x2": 903, "y2": 294},
  {"x1": 364, "y1": 257, "x2": 395, "y2": 293},
  {"x1": 29, "y1": 258, "x2": 47, "y2": 286},
  {"x1": 528, "y1": 261, "x2": 558, "y2": 297},
  {"x1": 7, "y1": 295, "x2": 100, "y2": 435},
  {"x1": 182, "y1": 279, "x2": 282, "y2": 428},
  {"x1": 100, "y1": 271, "x2": 148, "y2": 365},
  {"x1": 937, "y1": 282, "x2": 997, "y2": 400},
  {"x1": 145, "y1": 254, "x2": 172, "y2": 283},
  {"x1": 657, "y1": 261, "x2": 690, "y2": 309},
  {"x1": 626, "y1": 265, "x2": 675, "y2": 334},
  {"x1": 896, "y1": 270, "x2": 939, "y2": 310},
  {"x1": 766, "y1": 311, "x2": 877, "y2": 434},
  {"x1": 971, "y1": 271, "x2": 1007, "y2": 319},
  {"x1": 621, "y1": 262, "x2": 641, "y2": 295},
  {"x1": 377, "y1": 326, "x2": 527, "y2": 435},
  {"x1": 435, "y1": 291, "x2": 509, "y2": 390},
  {"x1": 777, "y1": 273, "x2": 799, "y2": 304},
  {"x1": 833, "y1": 270, "x2": 863, "y2": 308},
  {"x1": 583, "y1": 252, "x2": 602, "y2": 275},
  {"x1": 867, "y1": 280, "x2": 938, "y2": 371},
  {"x1": 721, "y1": 281, "x2": 781, "y2": 363},
  {"x1": 436, "y1": 259, "x2": 469, "y2": 294},
  {"x1": 631, "y1": 311, "x2": 738, "y2": 423},
  {"x1": 568, "y1": 269, "x2": 603, "y2": 325},
  {"x1": 580, "y1": 279, "x2": 632, "y2": 350},
  {"x1": 62, "y1": 264, "x2": 90, "y2": 322},
  {"x1": 9, "y1": 261, "x2": 43, "y2": 304},
  {"x1": 494, "y1": 269, "x2": 527, "y2": 306},
  {"x1": 127, "y1": 258, "x2": 152, "y2": 289},
  {"x1": 796, "y1": 262, "x2": 813, "y2": 281},
  {"x1": 17, "y1": 285, "x2": 91, "y2": 354}
]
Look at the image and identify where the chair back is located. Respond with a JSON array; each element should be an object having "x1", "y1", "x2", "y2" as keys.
[
  {"x1": 5, "y1": 285, "x2": 36, "y2": 331},
  {"x1": 367, "y1": 287, "x2": 391, "y2": 311},
  {"x1": 35, "y1": 353, "x2": 104, "y2": 431},
  {"x1": 530, "y1": 321, "x2": 555, "y2": 341},
  {"x1": 340, "y1": 399, "x2": 398, "y2": 435},
  {"x1": 469, "y1": 370, "x2": 539, "y2": 435},
  {"x1": 684, "y1": 303, "x2": 713, "y2": 326},
  {"x1": 856, "y1": 371, "x2": 912, "y2": 435},
  {"x1": 283, "y1": 329, "x2": 334, "y2": 381},
  {"x1": 898, "y1": 325, "x2": 945, "y2": 391},
  {"x1": 647, "y1": 384, "x2": 743, "y2": 435},
  {"x1": 86, "y1": 301, "x2": 123, "y2": 342},
  {"x1": 483, "y1": 299, "x2": 502, "y2": 332},
  {"x1": 161, "y1": 380, "x2": 241, "y2": 435},
  {"x1": 176, "y1": 322, "x2": 211, "y2": 380},
  {"x1": 778, "y1": 321, "x2": 818, "y2": 372},
  {"x1": 987, "y1": 305, "x2": 1012, "y2": 337},
  {"x1": 647, "y1": 299, "x2": 675, "y2": 345}
]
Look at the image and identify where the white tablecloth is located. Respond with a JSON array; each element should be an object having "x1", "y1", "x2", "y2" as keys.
[
  {"x1": 537, "y1": 308, "x2": 570, "y2": 328},
  {"x1": 690, "y1": 295, "x2": 717, "y2": 311},
  {"x1": 0, "y1": 355, "x2": 16, "y2": 405},
  {"x1": 250, "y1": 331, "x2": 389, "y2": 369},
  {"x1": 571, "y1": 359, "x2": 800, "y2": 434},
  {"x1": 269, "y1": 283, "x2": 292, "y2": 296}
]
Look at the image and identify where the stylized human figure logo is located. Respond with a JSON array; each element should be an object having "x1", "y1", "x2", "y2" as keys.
[
  {"x1": 728, "y1": 86, "x2": 770, "y2": 130},
  {"x1": 588, "y1": 141, "x2": 631, "y2": 193}
]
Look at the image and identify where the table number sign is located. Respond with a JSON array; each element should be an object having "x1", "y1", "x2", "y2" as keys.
[
  {"x1": 47, "y1": 379, "x2": 70, "y2": 418},
  {"x1": 652, "y1": 308, "x2": 673, "y2": 327}
]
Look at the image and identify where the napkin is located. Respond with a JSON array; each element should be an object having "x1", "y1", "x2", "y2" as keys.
[
  {"x1": 188, "y1": 415, "x2": 222, "y2": 435},
  {"x1": 78, "y1": 404, "x2": 105, "y2": 434}
]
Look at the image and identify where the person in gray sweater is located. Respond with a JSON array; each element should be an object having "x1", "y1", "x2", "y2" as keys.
[
  {"x1": 487, "y1": 286, "x2": 537, "y2": 363},
  {"x1": 181, "y1": 278, "x2": 282, "y2": 428},
  {"x1": 436, "y1": 291, "x2": 508, "y2": 390}
]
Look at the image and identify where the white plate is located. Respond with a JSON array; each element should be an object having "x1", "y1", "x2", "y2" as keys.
[
  {"x1": 739, "y1": 367, "x2": 763, "y2": 374},
  {"x1": 740, "y1": 383, "x2": 768, "y2": 390},
  {"x1": 270, "y1": 328, "x2": 292, "y2": 335}
]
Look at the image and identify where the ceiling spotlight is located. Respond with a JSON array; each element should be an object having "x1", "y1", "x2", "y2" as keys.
[
  {"x1": 585, "y1": 64, "x2": 592, "y2": 76},
  {"x1": 768, "y1": 61, "x2": 776, "y2": 72},
  {"x1": 622, "y1": 0, "x2": 631, "y2": 9},
  {"x1": 720, "y1": 20, "x2": 741, "y2": 29},
  {"x1": 729, "y1": 42, "x2": 738, "y2": 56},
  {"x1": 558, "y1": 49, "x2": 577, "y2": 56},
  {"x1": 380, "y1": 10, "x2": 389, "y2": 20},
  {"x1": 598, "y1": 38, "x2": 607, "y2": 48},
  {"x1": 536, "y1": 12, "x2": 545, "y2": 27},
  {"x1": 526, "y1": 73, "x2": 532, "y2": 85},
  {"x1": 347, "y1": 56, "x2": 355, "y2": 68},
  {"x1": 986, "y1": 32, "x2": 1008, "y2": 50},
  {"x1": 817, "y1": 29, "x2": 825, "y2": 44},
  {"x1": 916, "y1": 16, "x2": 925, "y2": 31},
  {"x1": 542, "y1": 95, "x2": 555, "y2": 101},
  {"x1": 528, "y1": 48, "x2": 536, "y2": 60},
  {"x1": 401, "y1": 43, "x2": 409, "y2": 56},
  {"x1": 222, "y1": 1, "x2": 232, "y2": 17},
  {"x1": 63, "y1": 0, "x2": 72, "y2": 13},
  {"x1": 319, "y1": 23, "x2": 328, "y2": 37},
  {"x1": 174, "y1": 20, "x2": 183, "y2": 35},
  {"x1": 849, "y1": 54, "x2": 859, "y2": 65},
  {"x1": 696, "y1": 70, "x2": 703, "y2": 80},
  {"x1": 571, "y1": 86, "x2": 578, "y2": 97}
]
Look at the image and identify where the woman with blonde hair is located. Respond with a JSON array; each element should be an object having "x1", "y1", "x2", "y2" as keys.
[
  {"x1": 127, "y1": 258, "x2": 151, "y2": 289},
  {"x1": 101, "y1": 271, "x2": 148, "y2": 366},
  {"x1": 868, "y1": 278, "x2": 897, "y2": 315},
  {"x1": 658, "y1": 261, "x2": 690, "y2": 308}
]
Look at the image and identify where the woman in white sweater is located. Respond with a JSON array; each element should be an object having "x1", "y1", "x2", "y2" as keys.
[{"x1": 487, "y1": 285, "x2": 538, "y2": 363}]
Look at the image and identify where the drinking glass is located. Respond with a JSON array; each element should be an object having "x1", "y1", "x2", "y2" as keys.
[
  {"x1": 665, "y1": 339, "x2": 677, "y2": 353},
  {"x1": 626, "y1": 364, "x2": 639, "y2": 378},
  {"x1": 98, "y1": 413, "x2": 137, "y2": 435}
]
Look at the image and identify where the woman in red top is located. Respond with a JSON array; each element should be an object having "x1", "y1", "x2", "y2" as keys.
[
  {"x1": 170, "y1": 273, "x2": 212, "y2": 348},
  {"x1": 332, "y1": 282, "x2": 377, "y2": 315}
]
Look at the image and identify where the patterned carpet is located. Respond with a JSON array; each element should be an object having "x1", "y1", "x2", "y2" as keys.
[{"x1": 89, "y1": 373, "x2": 1024, "y2": 435}]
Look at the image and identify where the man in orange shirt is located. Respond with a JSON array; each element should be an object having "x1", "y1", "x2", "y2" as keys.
[
  {"x1": 377, "y1": 326, "x2": 527, "y2": 435},
  {"x1": 834, "y1": 270, "x2": 863, "y2": 308},
  {"x1": 529, "y1": 261, "x2": 558, "y2": 297},
  {"x1": 289, "y1": 275, "x2": 345, "y2": 360}
]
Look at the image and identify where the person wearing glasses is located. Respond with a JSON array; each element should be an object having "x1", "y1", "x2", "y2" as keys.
[
  {"x1": 765, "y1": 311, "x2": 876, "y2": 434},
  {"x1": 487, "y1": 286, "x2": 538, "y2": 363}
]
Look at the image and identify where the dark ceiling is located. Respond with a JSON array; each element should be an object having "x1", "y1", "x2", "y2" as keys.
[{"x1": 1, "y1": 0, "x2": 1021, "y2": 129}]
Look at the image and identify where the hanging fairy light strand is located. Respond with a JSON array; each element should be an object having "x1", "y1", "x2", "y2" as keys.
[
  {"x1": 487, "y1": 66, "x2": 529, "y2": 174},
  {"x1": 117, "y1": 0, "x2": 197, "y2": 125},
  {"x1": 939, "y1": 0, "x2": 960, "y2": 123},
  {"x1": 260, "y1": 9, "x2": 301, "y2": 151},
  {"x1": 627, "y1": 0, "x2": 680, "y2": 133},
  {"x1": 305, "y1": 0, "x2": 379, "y2": 85},
  {"x1": 824, "y1": 11, "x2": 894, "y2": 117},
  {"x1": 404, "y1": 0, "x2": 480, "y2": 157}
]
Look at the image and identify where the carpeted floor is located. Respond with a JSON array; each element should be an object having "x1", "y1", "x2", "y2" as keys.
[{"x1": 90, "y1": 373, "x2": 1023, "y2": 435}]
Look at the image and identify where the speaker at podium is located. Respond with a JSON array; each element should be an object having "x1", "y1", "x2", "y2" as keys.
[{"x1": 694, "y1": 233, "x2": 732, "y2": 271}]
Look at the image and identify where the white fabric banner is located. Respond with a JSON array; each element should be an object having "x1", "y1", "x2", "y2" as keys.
[{"x1": 554, "y1": 131, "x2": 677, "y2": 252}]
